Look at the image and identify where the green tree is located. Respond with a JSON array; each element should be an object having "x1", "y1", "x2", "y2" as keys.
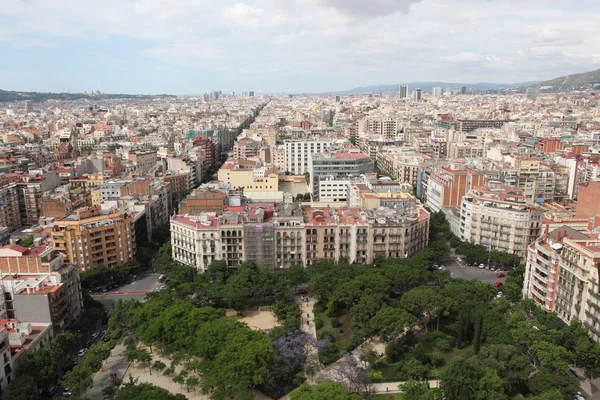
[
  {"x1": 290, "y1": 381, "x2": 362, "y2": 400},
  {"x1": 528, "y1": 371, "x2": 579, "y2": 397},
  {"x1": 477, "y1": 344, "x2": 534, "y2": 391},
  {"x1": 473, "y1": 313, "x2": 483, "y2": 354},
  {"x1": 152, "y1": 360, "x2": 166, "y2": 373},
  {"x1": 401, "y1": 287, "x2": 448, "y2": 331},
  {"x1": 61, "y1": 364, "x2": 94, "y2": 397},
  {"x1": 201, "y1": 325, "x2": 273, "y2": 399},
  {"x1": 186, "y1": 376, "x2": 200, "y2": 394},
  {"x1": 440, "y1": 357, "x2": 483, "y2": 400},
  {"x1": 163, "y1": 366, "x2": 175, "y2": 382},
  {"x1": 370, "y1": 306, "x2": 416, "y2": 341},
  {"x1": 530, "y1": 341, "x2": 572, "y2": 373},
  {"x1": 114, "y1": 382, "x2": 186, "y2": 400},
  {"x1": 399, "y1": 380, "x2": 442, "y2": 400},
  {"x1": 6, "y1": 375, "x2": 40, "y2": 400},
  {"x1": 528, "y1": 389, "x2": 565, "y2": 400}
]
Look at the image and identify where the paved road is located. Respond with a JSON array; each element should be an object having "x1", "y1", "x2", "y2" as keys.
[
  {"x1": 91, "y1": 273, "x2": 161, "y2": 308},
  {"x1": 444, "y1": 259, "x2": 508, "y2": 286},
  {"x1": 84, "y1": 336, "x2": 130, "y2": 400}
]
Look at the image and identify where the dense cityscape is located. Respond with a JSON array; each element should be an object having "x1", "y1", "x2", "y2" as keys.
[{"x1": 3, "y1": 0, "x2": 600, "y2": 399}]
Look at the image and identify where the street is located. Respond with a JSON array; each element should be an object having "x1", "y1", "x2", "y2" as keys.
[
  {"x1": 91, "y1": 272, "x2": 162, "y2": 308},
  {"x1": 444, "y1": 259, "x2": 508, "y2": 286}
]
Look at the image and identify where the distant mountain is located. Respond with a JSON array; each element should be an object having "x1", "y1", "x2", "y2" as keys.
[
  {"x1": 536, "y1": 68, "x2": 600, "y2": 88},
  {"x1": 340, "y1": 81, "x2": 537, "y2": 94},
  {"x1": 0, "y1": 89, "x2": 176, "y2": 103}
]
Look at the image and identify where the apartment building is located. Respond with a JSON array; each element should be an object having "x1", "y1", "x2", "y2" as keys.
[
  {"x1": 284, "y1": 140, "x2": 338, "y2": 174},
  {"x1": 523, "y1": 219, "x2": 600, "y2": 342},
  {"x1": 170, "y1": 203, "x2": 429, "y2": 270},
  {"x1": 49, "y1": 207, "x2": 135, "y2": 271},
  {"x1": 358, "y1": 117, "x2": 404, "y2": 140},
  {"x1": 192, "y1": 137, "x2": 217, "y2": 169},
  {"x1": 460, "y1": 186, "x2": 543, "y2": 259},
  {"x1": 179, "y1": 188, "x2": 228, "y2": 215},
  {"x1": 376, "y1": 150, "x2": 427, "y2": 188},
  {"x1": 515, "y1": 158, "x2": 540, "y2": 203},
  {"x1": 0, "y1": 184, "x2": 21, "y2": 232},
  {"x1": 128, "y1": 150, "x2": 157, "y2": 175},
  {"x1": 426, "y1": 168, "x2": 486, "y2": 212},
  {"x1": 0, "y1": 244, "x2": 83, "y2": 332},
  {"x1": 217, "y1": 160, "x2": 281, "y2": 202},
  {"x1": 309, "y1": 151, "x2": 374, "y2": 202},
  {"x1": 233, "y1": 138, "x2": 260, "y2": 160}
]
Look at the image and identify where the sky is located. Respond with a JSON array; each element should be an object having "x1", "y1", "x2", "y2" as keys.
[{"x1": 1, "y1": 0, "x2": 600, "y2": 94}]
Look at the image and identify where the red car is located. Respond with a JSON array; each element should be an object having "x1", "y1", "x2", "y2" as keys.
[
  {"x1": 494, "y1": 282, "x2": 503, "y2": 288},
  {"x1": 496, "y1": 272, "x2": 506, "y2": 278}
]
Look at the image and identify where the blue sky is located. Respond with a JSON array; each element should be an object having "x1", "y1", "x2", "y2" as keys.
[{"x1": 1, "y1": 0, "x2": 599, "y2": 94}]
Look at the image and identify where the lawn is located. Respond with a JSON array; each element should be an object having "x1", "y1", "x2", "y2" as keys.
[{"x1": 315, "y1": 311, "x2": 352, "y2": 343}]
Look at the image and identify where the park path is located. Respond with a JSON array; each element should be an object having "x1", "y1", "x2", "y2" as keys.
[
  {"x1": 85, "y1": 336, "x2": 130, "y2": 400},
  {"x1": 298, "y1": 296, "x2": 317, "y2": 340},
  {"x1": 371, "y1": 380, "x2": 440, "y2": 394}
]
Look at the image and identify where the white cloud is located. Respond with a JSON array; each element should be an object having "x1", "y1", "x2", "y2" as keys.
[{"x1": 1, "y1": 0, "x2": 600, "y2": 91}]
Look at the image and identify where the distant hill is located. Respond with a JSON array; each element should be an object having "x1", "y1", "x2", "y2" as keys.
[
  {"x1": 0, "y1": 89, "x2": 176, "y2": 103},
  {"x1": 340, "y1": 81, "x2": 537, "y2": 94},
  {"x1": 536, "y1": 68, "x2": 600, "y2": 88}
]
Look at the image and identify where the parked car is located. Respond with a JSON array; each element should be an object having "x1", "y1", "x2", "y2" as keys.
[
  {"x1": 77, "y1": 349, "x2": 87, "y2": 357},
  {"x1": 496, "y1": 272, "x2": 506, "y2": 278},
  {"x1": 62, "y1": 388, "x2": 72, "y2": 397},
  {"x1": 472, "y1": 262, "x2": 478, "y2": 267},
  {"x1": 296, "y1": 288, "x2": 308, "y2": 295},
  {"x1": 91, "y1": 331, "x2": 100, "y2": 339},
  {"x1": 496, "y1": 291, "x2": 503, "y2": 298},
  {"x1": 490, "y1": 265, "x2": 497, "y2": 271},
  {"x1": 494, "y1": 281, "x2": 503, "y2": 288},
  {"x1": 485, "y1": 265, "x2": 491, "y2": 270},
  {"x1": 479, "y1": 264, "x2": 485, "y2": 269},
  {"x1": 158, "y1": 285, "x2": 167, "y2": 290}
]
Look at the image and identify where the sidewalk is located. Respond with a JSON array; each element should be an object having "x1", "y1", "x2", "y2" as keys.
[{"x1": 85, "y1": 337, "x2": 130, "y2": 400}]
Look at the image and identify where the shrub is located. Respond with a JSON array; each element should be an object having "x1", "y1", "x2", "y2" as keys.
[
  {"x1": 331, "y1": 318, "x2": 342, "y2": 328},
  {"x1": 369, "y1": 370, "x2": 384, "y2": 382},
  {"x1": 430, "y1": 352, "x2": 445, "y2": 368},
  {"x1": 412, "y1": 344, "x2": 431, "y2": 365},
  {"x1": 318, "y1": 329, "x2": 337, "y2": 341},
  {"x1": 435, "y1": 338, "x2": 453, "y2": 353},
  {"x1": 314, "y1": 315, "x2": 324, "y2": 330},
  {"x1": 385, "y1": 340, "x2": 405, "y2": 363}
]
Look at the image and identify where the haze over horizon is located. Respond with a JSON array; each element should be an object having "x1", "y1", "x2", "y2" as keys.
[{"x1": 2, "y1": 0, "x2": 599, "y2": 94}]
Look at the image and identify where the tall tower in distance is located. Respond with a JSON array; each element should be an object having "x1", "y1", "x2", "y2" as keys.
[
  {"x1": 399, "y1": 85, "x2": 408, "y2": 98},
  {"x1": 413, "y1": 88, "x2": 422, "y2": 101}
]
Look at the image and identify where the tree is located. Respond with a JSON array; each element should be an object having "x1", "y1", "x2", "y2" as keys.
[
  {"x1": 473, "y1": 313, "x2": 483, "y2": 354},
  {"x1": 186, "y1": 376, "x2": 200, "y2": 394},
  {"x1": 291, "y1": 381, "x2": 362, "y2": 400},
  {"x1": 399, "y1": 380, "x2": 442, "y2": 400},
  {"x1": 358, "y1": 349, "x2": 379, "y2": 368},
  {"x1": 163, "y1": 367, "x2": 175, "y2": 382},
  {"x1": 201, "y1": 325, "x2": 273, "y2": 399},
  {"x1": 477, "y1": 344, "x2": 534, "y2": 391},
  {"x1": 61, "y1": 364, "x2": 94, "y2": 397},
  {"x1": 152, "y1": 360, "x2": 166, "y2": 373},
  {"x1": 370, "y1": 307, "x2": 416, "y2": 341},
  {"x1": 114, "y1": 382, "x2": 186, "y2": 400},
  {"x1": 304, "y1": 172, "x2": 310, "y2": 185},
  {"x1": 6, "y1": 375, "x2": 40, "y2": 400},
  {"x1": 528, "y1": 389, "x2": 565, "y2": 400},
  {"x1": 440, "y1": 357, "x2": 482, "y2": 400},
  {"x1": 530, "y1": 341, "x2": 572, "y2": 373},
  {"x1": 400, "y1": 287, "x2": 449, "y2": 331},
  {"x1": 331, "y1": 355, "x2": 372, "y2": 395},
  {"x1": 528, "y1": 371, "x2": 579, "y2": 397}
]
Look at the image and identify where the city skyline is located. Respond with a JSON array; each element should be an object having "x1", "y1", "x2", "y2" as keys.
[{"x1": 1, "y1": 0, "x2": 600, "y2": 94}]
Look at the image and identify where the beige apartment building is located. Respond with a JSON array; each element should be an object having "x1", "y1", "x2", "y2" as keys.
[
  {"x1": 49, "y1": 207, "x2": 136, "y2": 271},
  {"x1": 128, "y1": 150, "x2": 158, "y2": 175},
  {"x1": 170, "y1": 203, "x2": 430, "y2": 271},
  {"x1": 523, "y1": 218, "x2": 600, "y2": 342},
  {"x1": 460, "y1": 186, "x2": 543, "y2": 259}
]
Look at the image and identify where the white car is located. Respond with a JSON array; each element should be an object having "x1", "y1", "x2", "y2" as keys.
[
  {"x1": 479, "y1": 264, "x2": 485, "y2": 269},
  {"x1": 496, "y1": 291, "x2": 503, "y2": 298},
  {"x1": 77, "y1": 348, "x2": 87, "y2": 357}
]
